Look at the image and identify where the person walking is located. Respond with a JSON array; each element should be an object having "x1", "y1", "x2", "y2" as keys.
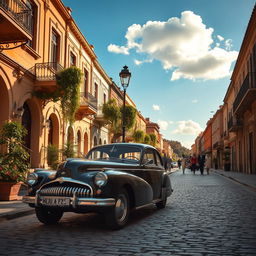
[
  {"x1": 190, "y1": 154, "x2": 197, "y2": 174},
  {"x1": 198, "y1": 155, "x2": 205, "y2": 175},
  {"x1": 177, "y1": 159, "x2": 181, "y2": 169},
  {"x1": 181, "y1": 156, "x2": 186, "y2": 174}
]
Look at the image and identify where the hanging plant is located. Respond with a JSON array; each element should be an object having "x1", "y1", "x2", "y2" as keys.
[
  {"x1": 102, "y1": 99, "x2": 137, "y2": 141},
  {"x1": 57, "y1": 66, "x2": 82, "y2": 124},
  {"x1": 133, "y1": 130, "x2": 145, "y2": 143},
  {"x1": 33, "y1": 66, "x2": 82, "y2": 125},
  {"x1": 149, "y1": 133, "x2": 157, "y2": 146}
]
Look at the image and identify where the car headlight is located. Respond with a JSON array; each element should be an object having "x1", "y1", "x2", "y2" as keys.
[
  {"x1": 94, "y1": 172, "x2": 108, "y2": 187},
  {"x1": 26, "y1": 173, "x2": 38, "y2": 186}
]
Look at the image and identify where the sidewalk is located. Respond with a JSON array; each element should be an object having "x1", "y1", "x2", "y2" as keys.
[
  {"x1": 213, "y1": 169, "x2": 256, "y2": 191},
  {"x1": 0, "y1": 169, "x2": 256, "y2": 221}
]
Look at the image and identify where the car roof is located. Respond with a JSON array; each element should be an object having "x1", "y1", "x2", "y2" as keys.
[{"x1": 90, "y1": 143, "x2": 157, "y2": 151}]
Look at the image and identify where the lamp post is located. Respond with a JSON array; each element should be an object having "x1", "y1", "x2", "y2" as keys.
[{"x1": 119, "y1": 65, "x2": 131, "y2": 143}]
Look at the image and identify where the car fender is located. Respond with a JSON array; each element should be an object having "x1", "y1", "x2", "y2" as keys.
[
  {"x1": 28, "y1": 169, "x2": 57, "y2": 195},
  {"x1": 103, "y1": 170, "x2": 153, "y2": 208}
]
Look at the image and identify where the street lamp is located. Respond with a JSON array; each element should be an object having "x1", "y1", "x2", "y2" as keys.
[{"x1": 119, "y1": 65, "x2": 131, "y2": 143}]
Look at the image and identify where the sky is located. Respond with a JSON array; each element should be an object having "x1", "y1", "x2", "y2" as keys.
[{"x1": 63, "y1": 0, "x2": 255, "y2": 149}]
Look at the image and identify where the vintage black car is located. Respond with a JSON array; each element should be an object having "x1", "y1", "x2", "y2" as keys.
[{"x1": 23, "y1": 143, "x2": 173, "y2": 229}]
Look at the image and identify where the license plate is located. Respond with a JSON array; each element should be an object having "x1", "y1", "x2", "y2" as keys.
[{"x1": 41, "y1": 197, "x2": 70, "y2": 206}]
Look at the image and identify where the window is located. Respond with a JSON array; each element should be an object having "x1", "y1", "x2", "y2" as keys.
[
  {"x1": 143, "y1": 149, "x2": 156, "y2": 165},
  {"x1": 94, "y1": 83, "x2": 98, "y2": 99},
  {"x1": 84, "y1": 69, "x2": 88, "y2": 96},
  {"x1": 27, "y1": 1, "x2": 37, "y2": 50},
  {"x1": 155, "y1": 151, "x2": 163, "y2": 166},
  {"x1": 103, "y1": 93, "x2": 106, "y2": 104},
  {"x1": 70, "y1": 52, "x2": 76, "y2": 66},
  {"x1": 51, "y1": 29, "x2": 60, "y2": 65}
]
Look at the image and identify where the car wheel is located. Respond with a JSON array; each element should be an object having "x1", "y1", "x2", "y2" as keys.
[
  {"x1": 105, "y1": 189, "x2": 130, "y2": 230},
  {"x1": 156, "y1": 193, "x2": 167, "y2": 209},
  {"x1": 35, "y1": 207, "x2": 63, "y2": 225}
]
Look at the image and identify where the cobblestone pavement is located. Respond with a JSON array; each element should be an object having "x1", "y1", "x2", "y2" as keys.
[{"x1": 0, "y1": 170, "x2": 256, "y2": 256}]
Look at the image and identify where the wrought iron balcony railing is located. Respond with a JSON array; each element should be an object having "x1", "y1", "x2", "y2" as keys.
[
  {"x1": 233, "y1": 72, "x2": 256, "y2": 113},
  {"x1": 35, "y1": 62, "x2": 63, "y2": 81},
  {"x1": 80, "y1": 92, "x2": 98, "y2": 112},
  {"x1": 0, "y1": 0, "x2": 32, "y2": 35},
  {"x1": 228, "y1": 116, "x2": 242, "y2": 132}
]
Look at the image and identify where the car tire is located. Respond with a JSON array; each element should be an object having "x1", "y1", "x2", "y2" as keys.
[
  {"x1": 156, "y1": 192, "x2": 167, "y2": 209},
  {"x1": 35, "y1": 207, "x2": 63, "y2": 225},
  {"x1": 105, "y1": 189, "x2": 130, "y2": 230}
]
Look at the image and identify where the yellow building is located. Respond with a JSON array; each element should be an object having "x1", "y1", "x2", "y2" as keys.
[{"x1": 0, "y1": 0, "x2": 112, "y2": 168}]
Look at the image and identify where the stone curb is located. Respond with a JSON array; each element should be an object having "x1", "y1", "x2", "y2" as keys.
[
  {"x1": 214, "y1": 171, "x2": 256, "y2": 192},
  {"x1": 0, "y1": 208, "x2": 34, "y2": 222}
]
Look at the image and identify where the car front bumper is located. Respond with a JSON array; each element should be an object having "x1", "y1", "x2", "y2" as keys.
[{"x1": 22, "y1": 195, "x2": 116, "y2": 208}]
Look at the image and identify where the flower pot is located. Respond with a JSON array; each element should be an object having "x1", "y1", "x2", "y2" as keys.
[{"x1": 0, "y1": 182, "x2": 22, "y2": 201}]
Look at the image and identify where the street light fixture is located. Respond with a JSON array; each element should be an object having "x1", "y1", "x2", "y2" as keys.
[{"x1": 119, "y1": 65, "x2": 131, "y2": 143}]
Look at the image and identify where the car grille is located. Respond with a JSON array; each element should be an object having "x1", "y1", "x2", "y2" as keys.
[{"x1": 39, "y1": 185, "x2": 92, "y2": 197}]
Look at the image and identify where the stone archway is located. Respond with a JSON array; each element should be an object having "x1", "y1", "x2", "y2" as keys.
[{"x1": 0, "y1": 76, "x2": 9, "y2": 126}]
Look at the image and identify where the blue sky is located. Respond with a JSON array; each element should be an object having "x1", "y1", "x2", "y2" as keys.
[{"x1": 63, "y1": 0, "x2": 255, "y2": 148}]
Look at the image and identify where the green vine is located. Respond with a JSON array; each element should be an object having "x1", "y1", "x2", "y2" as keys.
[
  {"x1": 57, "y1": 67, "x2": 82, "y2": 124},
  {"x1": 33, "y1": 66, "x2": 82, "y2": 124}
]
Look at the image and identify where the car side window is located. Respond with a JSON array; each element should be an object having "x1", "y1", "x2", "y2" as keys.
[
  {"x1": 143, "y1": 149, "x2": 156, "y2": 166},
  {"x1": 154, "y1": 151, "x2": 163, "y2": 167}
]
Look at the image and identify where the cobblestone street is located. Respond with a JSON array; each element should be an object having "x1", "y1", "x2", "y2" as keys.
[{"x1": 1, "y1": 170, "x2": 256, "y2": 256}]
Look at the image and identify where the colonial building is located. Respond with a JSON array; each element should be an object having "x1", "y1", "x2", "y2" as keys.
[
  {"x1": 194, "y1": 5, "x2": 256, "y2": 174},
  {"x1": 224, "y1": 6, "x2": 256, "y2": 174},
  {"x1": 0, "y1": 0, "x2": 112, "y2": 168}
]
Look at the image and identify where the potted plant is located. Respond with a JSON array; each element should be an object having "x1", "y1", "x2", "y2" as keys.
[{"x1": 0, "y1": 121, "x2": 30, "y2": 200}]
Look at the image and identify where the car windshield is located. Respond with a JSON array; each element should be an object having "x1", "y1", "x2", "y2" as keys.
[{"x1": 85, "y1": 144, "x2": 142, "y2": 163}]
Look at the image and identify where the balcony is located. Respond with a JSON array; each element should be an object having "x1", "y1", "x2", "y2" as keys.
[
  {"x1": 34, "y1": 62, "x2": 63, "y2": 93},
  {"x1": 76, "y1": 93, "x2": 97, "y2": 119},
  {"x1": 0, "y1": 0, "x2": 32, "y2": 46},
  {"x1": 228, "y1": 116, "x2": 242, "y2": 132},
  {"x1": 233, "y1": 72, "x2": 256, "y2": 116}
]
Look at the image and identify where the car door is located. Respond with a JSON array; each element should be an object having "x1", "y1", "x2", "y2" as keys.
[{"x1": 142, "y1": 148, "x2": 164, "y2": 199}]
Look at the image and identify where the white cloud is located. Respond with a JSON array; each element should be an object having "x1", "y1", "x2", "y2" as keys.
[
  {"x1": 225, "y1": 39, "x2": 233, "y2": 51},
  {"x1": 152, "y1": 104, "x2": 160, "y2": 111},
  {"x1": 172, "y1": 120, "x2": 202, "y2": 135},
  {"x1": 217, "y1": 35, "x2": 224, "y2": 41},
  {"x1": 107, "y1": 44, "x2": 129, "y2": 55},
  {"x1": 134, "y1": 59, "x2": 153, "y2": 65},
  {"x1": 108, "y1": 11, "x2": 238, "y2": 80},
  {"x1": 169, "y1": 121, "x2": 174, "y2": 124},
  {"x1": 157, "y1": 120, "x2": 169, "y2": 131},
  {"x1": 192, "y1": 99, "x2": 198, "y2": 103},
  {"x1": 182, "y1": 140, "x2": 194, "y2": 149}
]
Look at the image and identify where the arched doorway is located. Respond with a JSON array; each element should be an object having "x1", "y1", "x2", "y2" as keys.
[
  {"x1": 77, "y1": 130, "x2": 81, "y2": 157},
  {"x1": 47, "y1": 114, "x2": 59, "y2": 146},
  {"x1": 99, "y1": 138, "x2": 102, "y2": 145},
  {"x1": 0, "y1": 77, "x2": 9, "y2": 126},
  {"x1": 84, "y1": 132, "x2": 88, "y2": 154},
  {"x1": 93, "y1": 136, "x2": 97, "y2": 147},
  {"x1": 22, "y1": 102, "x2": 32, "y2": 151}
]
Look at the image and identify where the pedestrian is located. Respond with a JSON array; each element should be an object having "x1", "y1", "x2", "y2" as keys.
[
  {"x1": 205, "y1": 155, "x2": 211, "y2": 175},
  {"x1": 181, "y1": 156, "x2": 186, "y2": 174},
  {"x1": 198, "y1": 155, "x2": 205, "y2": 175},
  {"x1": 177, "y1": 159, "x2": 181, "y2": 169},
  {"x1": 190, "y1": 154, "x2": 197, "y2": 174}
]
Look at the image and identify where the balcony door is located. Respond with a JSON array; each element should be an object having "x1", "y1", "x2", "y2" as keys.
[{"x1": 51, "y1": 29, "x2": 60, "y2": 68}]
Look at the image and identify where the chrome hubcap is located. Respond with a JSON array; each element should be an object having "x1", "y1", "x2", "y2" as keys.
[{"x1": 115, "y1": 194, "x2": 127, "y2": 223}]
